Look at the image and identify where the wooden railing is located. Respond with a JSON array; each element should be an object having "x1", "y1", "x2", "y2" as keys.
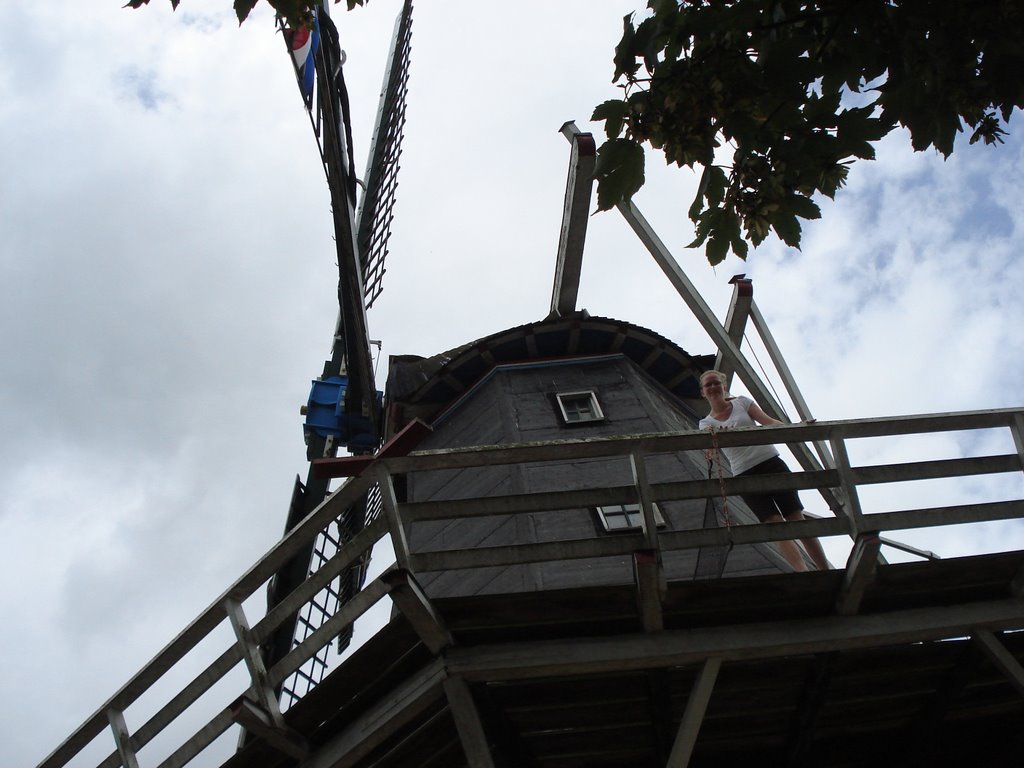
[{"x1": 37, "y1": 407, "x2": 1024, "y2": 768}]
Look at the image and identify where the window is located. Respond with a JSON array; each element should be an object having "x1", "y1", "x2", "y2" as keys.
[
  {"x1": 556, "y1": 390, "x2": 604, "y2": 424},
  {"x1": 596, "y1": 503, "x2": 666, "y2": 532}
]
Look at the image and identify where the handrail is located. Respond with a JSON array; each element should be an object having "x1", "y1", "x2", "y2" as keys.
[{"x1": 37, "y1": 407, "x2": 1024, "y2": 768}]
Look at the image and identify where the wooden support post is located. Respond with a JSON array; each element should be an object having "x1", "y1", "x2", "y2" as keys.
[
  {"x1": 829, "y1": 434, "x2": 865, "y2": 538},
  {"x1": 633, "y1": 549, "x2": 665, "y2": 633},
  {"x1": 666, "y1": 658, "x2": 721, "y2": 767},
  {"x1": 443, "y1": 675, "x2": 497, "y2": 768},
  {"x1": 550, "y1": 122, "x2": 596, "y2": 317},
  {"x1": 382, "y1": 569, "x2": 453, "y2": 654},
  {"x1": 106, "y1": 708, "x2": 140, "y2": 768},
  {"x1": 715, "y1": 276, "x2": 752, "y2": 391},
  {"x1": 972, "y1": 629, "x2": 1024, "y2": 698},
  {"x1": 630, "y1": 450, "x2": 659, "y2": 550},
  {"x1": 836, "y1": 532, "x2": 881, "y2": 615},
  {"x1": 377, "y1": 468, "x2": 412, "y2": 571}
]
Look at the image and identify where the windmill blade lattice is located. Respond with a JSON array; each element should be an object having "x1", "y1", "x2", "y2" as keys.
[{"x1": 357, "y1": 0, "x2": 413, "y2": 309}]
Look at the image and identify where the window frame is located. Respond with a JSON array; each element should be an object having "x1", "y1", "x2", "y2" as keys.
[
  {"x1": 595, "y1": 502, "x2": 666, "y2": 533},
  {"x1": 555, "y1": 390, "x2": 605, "y2": 425}
]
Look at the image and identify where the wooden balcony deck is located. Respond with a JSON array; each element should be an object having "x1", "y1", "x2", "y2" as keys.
[{"x1": 37, "y1": 408, "x2": 1024, "y2": 768}]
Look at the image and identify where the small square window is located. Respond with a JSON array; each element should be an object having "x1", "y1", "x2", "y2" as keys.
[
  {"x1": 556, "y1": 391, "x2": 604, "y2": 424},
  {"x1": 596, "y1": 503, "x2": 666, "y2": 532}
]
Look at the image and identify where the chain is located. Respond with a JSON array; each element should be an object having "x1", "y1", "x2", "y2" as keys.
[{"x1": 707, "y1": 427, "x2": 733, "y2": 528}]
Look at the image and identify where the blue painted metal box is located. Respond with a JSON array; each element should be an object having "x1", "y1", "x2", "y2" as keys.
[{"x1": 304, "y1": 375, "x2": 381, "y2": 450}]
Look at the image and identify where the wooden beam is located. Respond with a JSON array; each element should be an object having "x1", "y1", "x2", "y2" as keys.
[
  {"x1": 836, "y1": 532, "x2": 881, "y2": 615},
  {"x1": 229, "y1": 697, "x2": 308, "y2": 760},
  {"x1": 380, "y1": 409, "x2": 1024, "y2": 474},
  {"x1": 972, "y1": 629, "x2": 1024, "y2": 698},
  {"x1": 314, "y1": 41, "x2": 378, "y2": 443},
  {"x1": 666, "y1": 658, "x2": 721, "y2": 767},
  {"x1": 313, "y1": 417, "x2": 432, "y2": 478},
  {"x1": 901, "y1": 642, "x2": 983, "y2": 764},
  {"x1": 253, "y1": 516, "x2": 388, "y2": 644},
  {"x1": 302, "y1": 660, "x2": 447, "y2": 768},
  {"x1": 714, "y1": 276, "x2": 752, "y2": 390},
  {"x1": 268, "y1": 576, "x2": 390, "y2": 688},
  {"x1": 445, "y1": 597, "x2": 1024, "y2": 683},
  {"x1": 408, "y1": 502, "x2": 1024, "y2": 575},
  {"x1": 443, "y1": 676, "x2": 497, "y2": 768},
  {"x1": 633, "y1": 549, "x2": 665, "y2": 633},
  {"x1": 550, "y1": 123, "x2": 596, "y2": 317},
  {"x1": 785, "y1": 652, "x2": 838, "y2": 765},
  {"x1": 749, "y1": 297, "x2": 838, "y2": 473},
  {"x1": 383, "y1": 569, "x2": 453, "y2": 654},
  {"x1": 400, "y1": 455, "x2": 1018, "y2": 524},
  {"x1": 157, "y1": 708, "x2": 235, "y2": 768}
]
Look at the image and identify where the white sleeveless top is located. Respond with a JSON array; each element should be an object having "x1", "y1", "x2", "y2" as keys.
[{"x1": 698, "y1": 395, "x2": 778, "y2": 475}]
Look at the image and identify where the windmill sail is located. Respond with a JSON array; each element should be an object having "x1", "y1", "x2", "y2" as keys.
[
  {"x1": 356, "y1": 0, "x2": 413, "y2": 309},
  {"x1": 266, "y1": 1, "x2": 414, "y2": 712}
]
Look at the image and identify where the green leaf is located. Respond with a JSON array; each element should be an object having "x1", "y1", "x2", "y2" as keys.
[
  {"x1": 771, "y1": 212, "x2": 802, "y2": 248},
  {"x1": 687, "y1": 213, "x2": 713, "y2": 249},
  {"x1": 786, "y1": 194, "x2": 821, "y2": 221},
  {"x1": 593, "y1": 139, "x2": 645, "y2": 211},
  {"x1": 706, "y1": 232, "x2": 729, "y2": 266},
  {"x1": 688, "y1": 166, "x2": 710, "y2": 221},
  {"x1": 591, "y1": 100, "x2": 630, "y2": 139},
  {"x1": 729, "y1": 220, "x2": 749, "y2": 261},
  {"x1": 612, "y1": 13, "x2": 638, "y2": 81},
  {"x1": 233, "y1": 0, "x2": 259, "y2": 24}
]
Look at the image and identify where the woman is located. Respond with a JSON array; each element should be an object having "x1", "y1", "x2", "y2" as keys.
[{"x1": 698, "y1": 370, "x2": 829, "y2": 572}]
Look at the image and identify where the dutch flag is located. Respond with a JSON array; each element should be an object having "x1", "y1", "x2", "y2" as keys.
[{"x1": 286, "y1": 16, "x2": 320, "y2": 107}]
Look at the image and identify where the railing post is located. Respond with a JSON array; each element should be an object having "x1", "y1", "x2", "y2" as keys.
[
  {"x1": 630, "y1": 450, "x2": 660, "y2": 550},
  {"x1": 224, "y1": 598, "x2": 287, "y2": 729},
  {"x1": 1011, "y1": 413, "x2": 1024, "y2": 476},
  {"x1": 829, "y1": 430, "x2": 865, "y2": 539},
  {"x1": 106, "y1": 708, "x2": 140, "y2": 768}
]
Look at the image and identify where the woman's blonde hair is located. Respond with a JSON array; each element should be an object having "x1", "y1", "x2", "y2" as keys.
[{"x1": 699, "y1": 370, "x2": 727, "y2": 389}]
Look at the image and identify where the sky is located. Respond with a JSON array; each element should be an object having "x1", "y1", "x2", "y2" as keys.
[{"x1": 2, "y1": 1, "x2": 1022, "y2": 766}]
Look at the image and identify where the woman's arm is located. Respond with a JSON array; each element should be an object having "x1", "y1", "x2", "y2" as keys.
[{"x1": 747, "y1": 401, "x2": 784, "y2": 426}]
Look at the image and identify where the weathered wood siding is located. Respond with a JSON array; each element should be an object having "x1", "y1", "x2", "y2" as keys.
[{"x1": 406, "y1": 356, "x2": 795, "y2": 597}]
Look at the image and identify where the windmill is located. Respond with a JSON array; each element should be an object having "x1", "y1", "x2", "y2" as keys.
[
  {"x1": 264, "y1": 0, "x2": 414, "y2": 706},
  {"x1": 35, "y1": 4, "x2": 1024, "y2": 767}
]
